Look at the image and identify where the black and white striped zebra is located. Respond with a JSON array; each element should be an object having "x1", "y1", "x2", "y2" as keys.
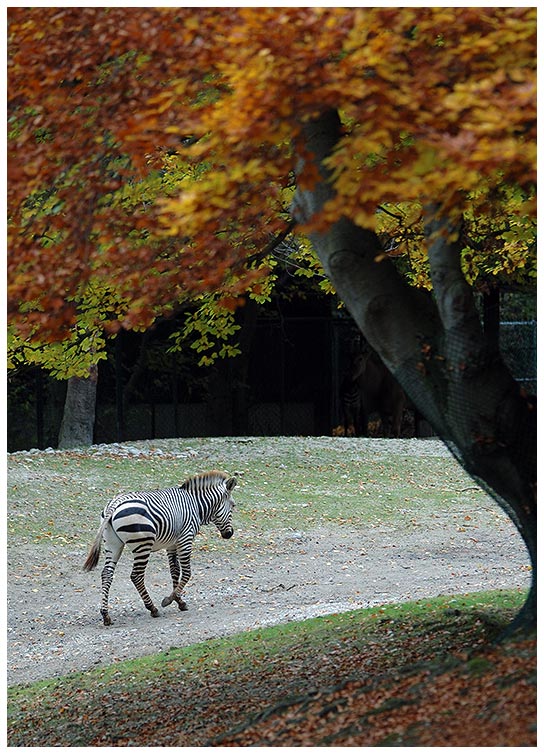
[{"x1": 83, "y1": 471, "x2": 237, "y2": 626}]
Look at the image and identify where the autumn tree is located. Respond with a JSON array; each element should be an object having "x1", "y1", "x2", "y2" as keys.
[
  {"x1": 7, "y1": 91, "x2": 274, "y2": 446},
  {"x1": 8, "y1": 8, "x2": 536, "y2": 627}
]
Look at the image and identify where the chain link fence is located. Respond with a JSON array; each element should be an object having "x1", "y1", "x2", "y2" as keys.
[{"x1": 499, "y1": 320, "x2": 536, "y2": 395}]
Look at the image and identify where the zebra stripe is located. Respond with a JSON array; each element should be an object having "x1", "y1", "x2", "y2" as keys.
[{"x1": 83, "y1": 471, "x2": 237, "y2": 626}]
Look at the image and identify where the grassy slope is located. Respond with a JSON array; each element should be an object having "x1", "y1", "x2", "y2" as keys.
[{"x1": 7, "y1": 590, "x2": 535, "y2": 746}]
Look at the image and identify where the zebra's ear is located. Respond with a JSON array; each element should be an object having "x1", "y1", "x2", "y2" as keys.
[{"x1": 226, "y1": 476, "x2": 237, "y2": 492}]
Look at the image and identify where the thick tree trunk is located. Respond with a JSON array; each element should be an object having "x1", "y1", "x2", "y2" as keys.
[
  {"x1": 292, "y1": 109, "x2": 536, "y2": 629},
  {"x1": 58, "y1": 367, "x2": 98, "y2": 449}
]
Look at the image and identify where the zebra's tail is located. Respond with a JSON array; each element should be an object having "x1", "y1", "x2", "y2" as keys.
[{"x1": 83, "y1": 513, "x2": 110, "y2": 572}]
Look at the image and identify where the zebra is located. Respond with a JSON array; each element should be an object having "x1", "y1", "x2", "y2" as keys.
[{"x1": 83, "y1": 471, "x2": 237, "y2": 626}]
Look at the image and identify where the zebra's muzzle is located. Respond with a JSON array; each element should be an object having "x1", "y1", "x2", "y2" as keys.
[{"x1": 221, "y1": 527, "x2": 234, "y2": 539}]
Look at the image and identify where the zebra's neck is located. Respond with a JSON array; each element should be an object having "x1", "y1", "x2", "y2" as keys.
[{"x1": 197, "y1": 499, "x2": 213, "y2": 525}]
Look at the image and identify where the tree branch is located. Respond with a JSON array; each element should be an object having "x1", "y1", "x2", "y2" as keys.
[
  {"x1": 292, "y1": 109, "x2": 438, "y2": 370},
  {"x1": 238, "y1": 219, "x2": 298, "y2": 270},
  {"x1": 424, "y1": 205, "x2": 483, "y2": 339}
]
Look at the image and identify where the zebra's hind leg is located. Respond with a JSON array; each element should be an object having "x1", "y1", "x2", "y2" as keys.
[
  {"x1": 130, "y1": 550, "x2": 159, "y2": 618},
  {"x1": 100, "y1": 537, "x2": 124, "y2": 626},
  {"x1": 100, "y1": 561, "x2": 116, "y2": 626},
  {"x1": 162, "y1": 551, "x2": 187, "y2": 611}
]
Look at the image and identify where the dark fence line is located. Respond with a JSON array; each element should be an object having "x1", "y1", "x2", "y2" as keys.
[{"x1": 7, "y1": 318, "x2": 536, "y2": 451}]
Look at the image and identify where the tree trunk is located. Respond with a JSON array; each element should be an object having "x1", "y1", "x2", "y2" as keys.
[
  {"x1": 58, "y1": 366, "x2": 98, "y2": 449},
  {"x1": 292, "y1": 109, "x2": 536, "y2": 630}
]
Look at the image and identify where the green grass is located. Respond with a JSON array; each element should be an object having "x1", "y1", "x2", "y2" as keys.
[
  {"x1": 8, "y1": 436, "x2": 484, "y2": 546},
  {"x1": 7, "y1": 589, "x2": 529, "y2": 747}
]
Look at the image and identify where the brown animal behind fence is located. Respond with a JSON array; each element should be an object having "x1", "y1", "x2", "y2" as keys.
[{"x1": 340, "y1": 349, "x2": 407, "y2": 437}]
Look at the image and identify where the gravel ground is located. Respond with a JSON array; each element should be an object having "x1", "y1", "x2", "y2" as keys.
[{"x1": 7, "y1": 438, "x2": 531, "y2": 687}]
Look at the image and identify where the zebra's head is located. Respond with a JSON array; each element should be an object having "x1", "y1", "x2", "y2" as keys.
[{"x1": 212, "y1": 476, "x2": 237, "y2": 539}]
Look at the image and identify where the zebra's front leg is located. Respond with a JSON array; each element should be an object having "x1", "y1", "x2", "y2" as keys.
[
  {"x1": 161, "y1": 544, "x2": 192, "y2": 611},
  {"x1": 162, "y1": 550, "x2": 187, "y2": 611},
  {"x1": 130, "y1": 552, "x2": 159, "y2": 618}
]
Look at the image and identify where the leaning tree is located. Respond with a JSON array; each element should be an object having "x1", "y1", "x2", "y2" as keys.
[{"x1": 8, "y1": 7, "x2": 536, "y2": 626}]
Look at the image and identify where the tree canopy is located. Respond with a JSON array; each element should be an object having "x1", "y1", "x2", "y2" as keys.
[{"x1": 8, "y1": 7, "x2": 536, "y2": 342}]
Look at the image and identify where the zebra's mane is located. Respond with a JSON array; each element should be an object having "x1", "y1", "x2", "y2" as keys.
[{"x1": 179, "y1": 470, "x2": 229, "y2": 493}]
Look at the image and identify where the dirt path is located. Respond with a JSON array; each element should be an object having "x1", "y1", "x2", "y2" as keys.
[{"x1": 8, "y1": 511, "x2": 530, "y2": 687}]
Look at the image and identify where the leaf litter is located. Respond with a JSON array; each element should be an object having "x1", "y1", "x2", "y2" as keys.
[{"x1": 8, "y1": 594, "x2": 535, "y2": 747}]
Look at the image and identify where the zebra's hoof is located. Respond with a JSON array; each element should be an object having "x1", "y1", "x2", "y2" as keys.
[
  {"x1": 172, "y1": 594, "x2": 187, "y2": 611},
  {"x1": 161, "y1": 595, "x2": 174, "y2": 608},
  {"x1": 150, "y1": 606, "x2": 159, "y2": 618},
  {"x1": 102, "y1": 612, "x2": 112, "y2": 626}
]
